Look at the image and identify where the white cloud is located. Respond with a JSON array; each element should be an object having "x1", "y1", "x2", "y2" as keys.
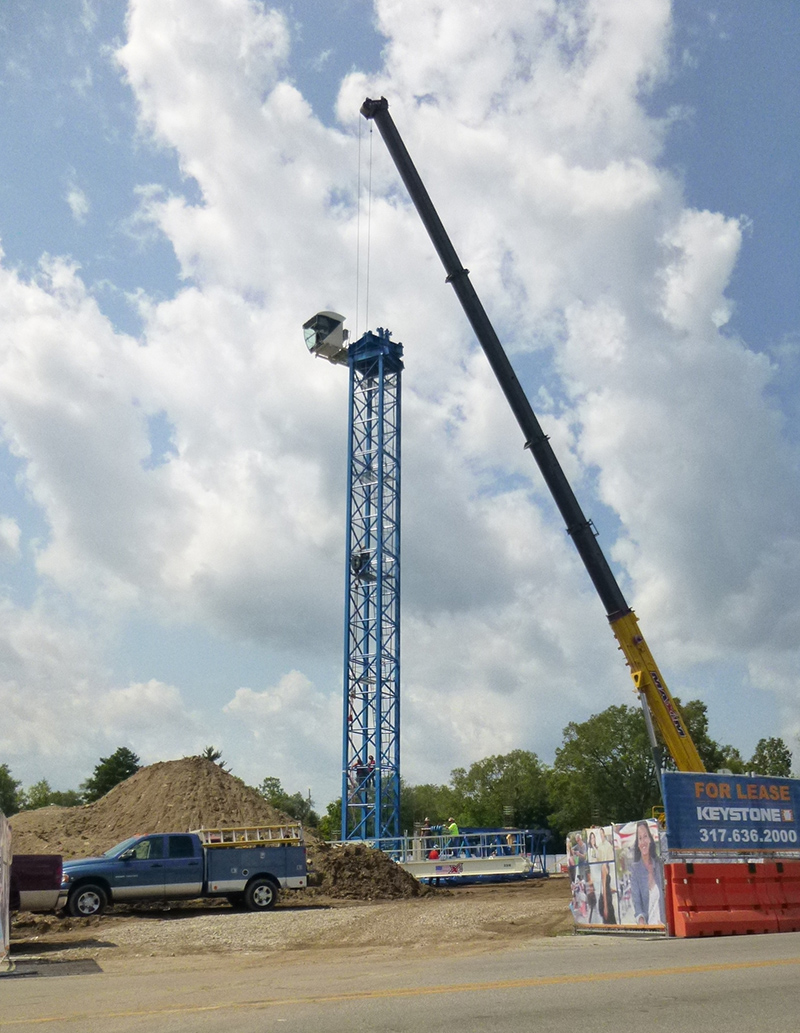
[
  {"x1": 80, "y1": 0, "x2": 99, "y2": 34},
  {"x1": 66, "y1": 178, "x2": 90, "y2": 224},
  {"x1": 70, "y1": 65, "x2": 93, "y2": 97},
  {"x1": 312, "y1": 49, "x2": 332, "y2": 73},
  {"x1": 0, "y1": 601, "x2": 200, "y2": 789},
  {"x1": 659, "y1": 209, "x2": 742, "y2": 333},
  {"x1": 0, "y1": 516, "x2": 20, "y2": 560},
  {"x1": 225, "y1": 671, "x2": 340, "y2": 797}
]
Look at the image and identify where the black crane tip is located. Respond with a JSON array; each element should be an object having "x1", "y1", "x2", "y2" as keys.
[{"x1": 360, "y1": 96, "x2": 388, "y2": 120}]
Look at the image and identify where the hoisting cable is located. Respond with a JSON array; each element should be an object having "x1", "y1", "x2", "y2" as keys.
[
  {"x1": 365, "y1": 121, "x2": 373, "y2": 333},
  {"x1": 354, "y1": 119, "x2": 374, "y2": 339},
  {"x1": 355, "y1": 115, "x2": 362, "y2": 342}
]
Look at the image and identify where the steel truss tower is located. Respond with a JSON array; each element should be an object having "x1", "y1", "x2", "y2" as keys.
[{"x1": 341, "y1": 328, "x2": 403, "y2": 841}]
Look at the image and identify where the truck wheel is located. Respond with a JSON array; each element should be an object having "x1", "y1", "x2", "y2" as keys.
[
  {"x1": 244, "y1": 877, "x2": 278, "y2": 912},
  {"x1": 68, "y1": 883, "x2": 107, "y2": 917}
]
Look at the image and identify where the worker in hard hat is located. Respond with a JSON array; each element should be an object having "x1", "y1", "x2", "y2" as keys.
[{"x1": 445, "y1": 817, "x2": 459, "y2": 856}]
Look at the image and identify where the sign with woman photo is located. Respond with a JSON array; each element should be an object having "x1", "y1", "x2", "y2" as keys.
[{"x1": 567, "y1": 819, "x2": 665, "y2": 930}]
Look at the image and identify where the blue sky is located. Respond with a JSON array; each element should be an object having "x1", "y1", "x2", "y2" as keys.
[
  {"x1": 657, "y1": 2, "x2": 799, "y2": 372},
  {"x1": 0, "y1": 0, "x2": 799, "y2": 806}
]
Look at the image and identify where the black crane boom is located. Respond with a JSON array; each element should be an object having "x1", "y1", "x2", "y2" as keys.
[
  {"x1": 361, "y1": 95, "x2": 705, "y2": 773},
  {"x1": 361, "y1": 96, "x2": 628, "y2": 620}
]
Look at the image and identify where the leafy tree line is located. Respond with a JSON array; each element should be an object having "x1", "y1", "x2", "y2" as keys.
[
  {"x1": 0, "y1": 743, "x2": 323, "y2": 826},
  {"x1": 395, "y1": 702, "x2": 793, "y2": 845},
  {"x1": 308, "y1": 704, "x2": 795, "y2": 843},
  {"x1": 256, "y1": 776, "x2": 319, "y2": 827},
  {"x1": 0, "y1": 746, "x2": 142, "y2": 816},
  {"x1": 1, "y1": 710, "x2": 795, "y2": 849}
]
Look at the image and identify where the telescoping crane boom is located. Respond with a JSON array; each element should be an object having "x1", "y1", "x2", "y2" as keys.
[{"x1": 361, "y1": 96, "x2": 705, "y2": 774}]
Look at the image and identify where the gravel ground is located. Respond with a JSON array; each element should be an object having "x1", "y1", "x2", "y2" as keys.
[{"x1": 10, "y1": 879, "x2": 573, "y2": 963}]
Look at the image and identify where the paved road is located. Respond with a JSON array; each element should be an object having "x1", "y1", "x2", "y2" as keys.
[{"x1": 3, "y1": 932, "x2": 800, "y2": 1032}]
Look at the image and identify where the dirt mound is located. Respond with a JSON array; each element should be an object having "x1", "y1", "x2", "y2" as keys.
[
  {"x1": 8, "y1": 758, "x2": 295, "y2": 859},
  {"x1": 308, "y1": 841, "x2": 426, "y2": 900},
  {"x1": 8, "y1": 759, "x2": 420, "y2": 904}
]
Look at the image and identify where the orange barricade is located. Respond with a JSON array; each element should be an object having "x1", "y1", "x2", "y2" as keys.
[
  {"x1": 750, "y1": 862, "x2": 788, "y2": 912},
  {"x1": 772, "y1": 862, "x2": 800, "y2": 932},
  {"x1": 720, "y1": 864, "x2": 779, "y2": 933},
  {"x1": 666, "y1": 862, "x2": 786, "y2": 938}
]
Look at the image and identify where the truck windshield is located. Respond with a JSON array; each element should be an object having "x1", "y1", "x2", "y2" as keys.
[{"x1": 103, "y1": 836, "x2": 141, "y2": 857}]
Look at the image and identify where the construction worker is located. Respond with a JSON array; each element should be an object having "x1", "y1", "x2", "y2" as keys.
[{"x1": 445, "y1": 817, "x2": 459, "y2": 856}]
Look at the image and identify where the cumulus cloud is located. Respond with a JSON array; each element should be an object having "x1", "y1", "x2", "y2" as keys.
[
  {"x1": 225, "y1": 671, "x2": 340, "y2": 795},
  {"x1": 80, "y1": 0, "x2": 98, "y2": 33},
  {"x1": 0, "y1": 0, "x2": 798, "y2": 798},
  {"x1": 0, "y1": 517, "x2": 20, "y2": 560},
  {"x1": 0, "y1": 601, "x2": 200, "y2": 788},
  {"x1": 70, "y1": 65, "x2": 93, "y2": 98},
  {"x1": 66, "y1": 177, "x2": 90, "y2": 223}
]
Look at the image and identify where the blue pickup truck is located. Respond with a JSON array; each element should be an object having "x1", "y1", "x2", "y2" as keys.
[{"x1": 58, "y1": 825, "x2": 307, "y2": 917}]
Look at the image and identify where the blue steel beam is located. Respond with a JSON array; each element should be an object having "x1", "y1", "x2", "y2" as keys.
[{"x1": 341, "y1": 328, "x2": 403, "y2": 840}]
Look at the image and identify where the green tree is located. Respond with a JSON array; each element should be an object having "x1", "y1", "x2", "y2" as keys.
[
  {"x1": 749, "y1": 737, "x2": 792, "y2": 776},
  {"x1": 672, "y1": 699, "x2": 744, "y2": 773},
  {"x1": 23, "y1": 779, "x2": 55, "y2": 810},
  {"x1": 198, "y1": 746, "x2": 229, "y2": 770},
  {"x1": 450, "y1": 750, "x2": 551, "y2": 829},
  {"x1": 399, "y1": 779, "x2": 460, "y2": 833},
  {"x1": 548, "y1": 704, "x2": 659, "y2": 836},
  {"x1": 81, "y1": 747, "x2": 141, "y2": 803},
  {"x1": 258, "y1": 776, "x2": 283, "y2": 800},
  {"x1": 257, "y1": 777, "x2": 319, "y2": 827},
  {"x1": 0, "y1": 763, "x2": 23, "y2": 816},
  {"x1": 54, "y1": 789, "x2": 83, "y2": 807},
  {"x1": 20, "y1": 779, "x2": 82, "y2": 810},
  {"x1": 317, "y1": 798, "x2": 342, "y2": 840},
  {"x1": 398, "y1": 754, "x2": 552, "y2": 837}
]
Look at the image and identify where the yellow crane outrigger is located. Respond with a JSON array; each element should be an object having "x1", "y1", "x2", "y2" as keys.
[{"x1": 361, "y1": 97, "x2": 705, "y2": 775}]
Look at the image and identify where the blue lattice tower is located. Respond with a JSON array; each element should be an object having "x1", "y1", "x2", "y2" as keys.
[{"x1": 341, "y1": 328, "x2": 403, "y2": 841}]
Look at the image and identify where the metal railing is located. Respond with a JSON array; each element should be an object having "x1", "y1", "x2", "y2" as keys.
[{"x1": 343, "y1": 828, "x2": 548, "y2": 869}]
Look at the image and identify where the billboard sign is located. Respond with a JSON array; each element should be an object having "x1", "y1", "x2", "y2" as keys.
[
  {"x1": 567, "y1": 819, "x2": 666, "y2": 931},
  {"x1": 662, "y1": 772, "x2": 800, "y2": 856}
]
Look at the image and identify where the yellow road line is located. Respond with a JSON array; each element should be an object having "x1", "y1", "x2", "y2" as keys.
[{"x1": 4, "y1": 956, "x2": 800, "y2": 1027}]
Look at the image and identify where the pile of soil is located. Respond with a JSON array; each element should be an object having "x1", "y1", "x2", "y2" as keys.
[
  {"x1": 7, "y1": 758, "x2": 293, "y2": 859},
  {"x1": 8, "y1": 758, "x2": 420, "y2": 902},
  {"x1": 309, "y1": 841, "x2": 426, "y2": 900}
]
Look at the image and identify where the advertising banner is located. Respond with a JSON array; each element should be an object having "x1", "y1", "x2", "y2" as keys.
[
  {"x1": 567, "y1": 819, "x2": 666, "y2": 931},
  {"x1": 662, "y1": 772, "x2": 800, "y2": 856}
]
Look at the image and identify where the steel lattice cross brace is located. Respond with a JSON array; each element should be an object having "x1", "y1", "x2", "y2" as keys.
[{"x1": 342, "y1": 328, "x2": 403, "y2": 841}]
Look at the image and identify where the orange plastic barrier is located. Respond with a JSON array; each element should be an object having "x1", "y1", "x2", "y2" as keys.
[
  {"x1": 665, "y1": 862, "x2": 800, "y2": 938},
  {"x1": 771, "y1": 862, "x2": 800, "y2": 932}
]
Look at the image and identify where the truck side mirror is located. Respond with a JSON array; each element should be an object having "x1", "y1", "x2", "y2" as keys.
[{"x1": 119, "y1": 849, "x2": 135, "y2": 861}]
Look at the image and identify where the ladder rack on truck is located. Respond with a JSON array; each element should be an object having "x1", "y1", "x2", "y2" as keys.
[{"x1": 191, "y1": 824, "x2": 303, "y2": 847}]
